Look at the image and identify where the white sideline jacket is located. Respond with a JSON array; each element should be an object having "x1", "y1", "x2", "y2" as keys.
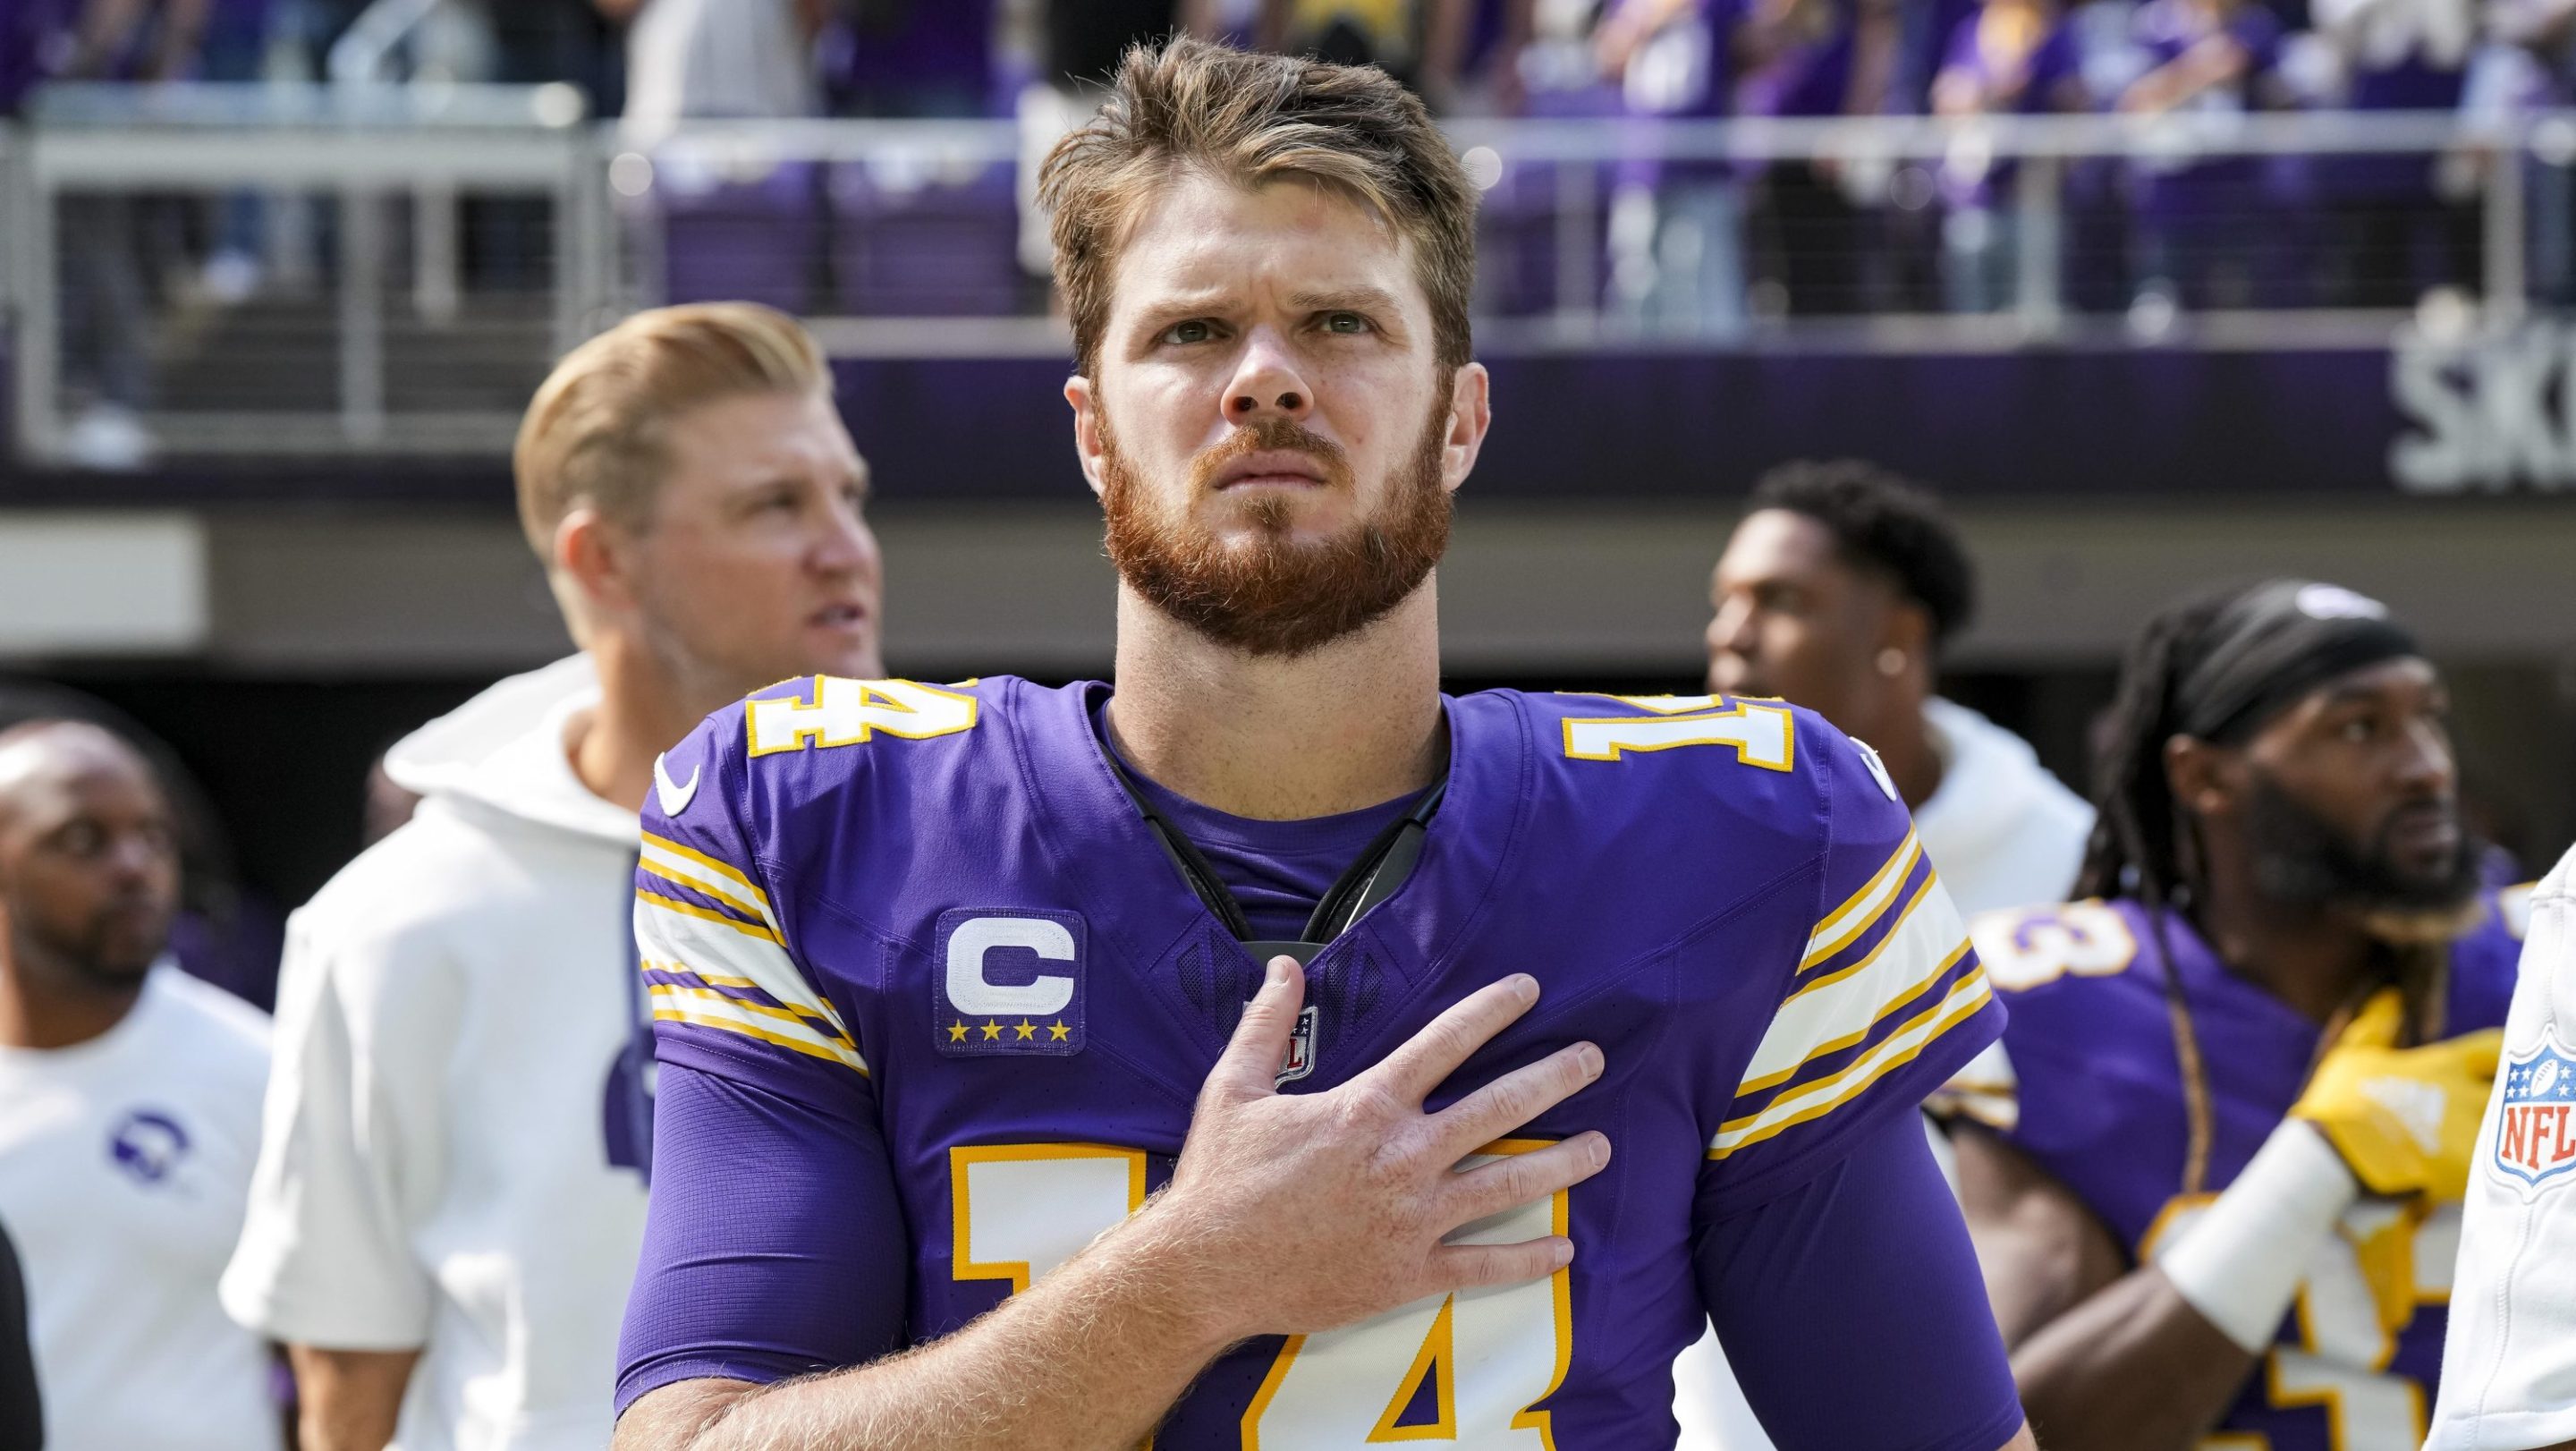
[
  {"x1": 2428, "y1": 842, "x2": 2576, "y2": 1451},
  {"x1": 222, "y1": 656, "x2": 650, "y2": 1451}
]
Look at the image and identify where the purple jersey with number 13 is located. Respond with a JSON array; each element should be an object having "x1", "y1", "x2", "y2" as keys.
[
  {"x1": 1941, "y1": 892, "x2": 2528, "y2": 1451},
  {"x1": 623, "y1": 675, "x2": 2012, "y2": 1446}
]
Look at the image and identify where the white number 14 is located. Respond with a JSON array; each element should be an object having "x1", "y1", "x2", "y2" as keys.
[{"x1": 949, "y1": 1141, "x2": 1574, "y2": 1447}]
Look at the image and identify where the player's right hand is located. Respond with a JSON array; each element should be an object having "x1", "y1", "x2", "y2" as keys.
[
  {"x1": 1146, "y1": 957, "x2": 1612, "y2": 1347},
  {"x1": 2290, "y1": 988, "x2": 2504, "y2": 1203}
]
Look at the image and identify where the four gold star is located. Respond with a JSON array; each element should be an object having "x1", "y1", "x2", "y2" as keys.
[{"x1": 955, "y1": 1019, "x2": 1080, "y2": 1047}]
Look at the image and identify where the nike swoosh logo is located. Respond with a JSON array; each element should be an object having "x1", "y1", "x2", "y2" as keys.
[{"x1": 653, "y1": 754, "x2": 701, "y2": 817}]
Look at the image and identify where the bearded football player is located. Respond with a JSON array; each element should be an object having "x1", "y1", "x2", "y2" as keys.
[
  {"x1": 1936, "y1": 579, "x2": 2528, "y2": 1451},
  {"x1": 612, "y1": 38, "x2": 2035, "y2": 1451}
]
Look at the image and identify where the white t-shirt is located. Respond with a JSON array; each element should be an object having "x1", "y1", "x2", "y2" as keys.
[
  {"x1": 0, "y1": 966, "x2": 274, "y2": 1451},
  {"x1": 222, "y1": 659, "x2": 651, "y2": 1451},
  {"x1": 2428, "y1": 843, "x2": 2576, "y2": 1451}
]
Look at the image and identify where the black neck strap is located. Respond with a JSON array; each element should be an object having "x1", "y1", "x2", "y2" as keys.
[{"x1": 1106, "y1": 759, "x2": 1448, "y2": 965}]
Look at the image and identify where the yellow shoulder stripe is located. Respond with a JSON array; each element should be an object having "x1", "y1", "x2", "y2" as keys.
[
  {"x1": 641, "y1": 832, "x2": 772, "y2": 912},
  {"x1": 1801, "y1": 832, "x2": 1923, "y2": 971}
]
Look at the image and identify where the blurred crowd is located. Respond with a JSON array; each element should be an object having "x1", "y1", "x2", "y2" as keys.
[{"x1": 12, "y1": 0, "x2": 2576, "y2": 339}]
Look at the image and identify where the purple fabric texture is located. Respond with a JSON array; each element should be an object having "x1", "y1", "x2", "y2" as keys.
[
  {"x1": 616, "y1": 675, "x2": 2010, "y2": 1444},
  {"x1": 1698, "y1": 1110, "x2": 2026, "y2": 1451},
  {"x1": 614, "y1": 1062, "x2": 908, "y2": 1413},
  {"x1": 1969, "y1": 893, "x2": 2524, "y2": 1447}
]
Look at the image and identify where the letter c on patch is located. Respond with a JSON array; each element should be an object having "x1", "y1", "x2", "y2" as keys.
[{"x1": 945, "y1": 916, "x2": 1077, "y2": 1016}]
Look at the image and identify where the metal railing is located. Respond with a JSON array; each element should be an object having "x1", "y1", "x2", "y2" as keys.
[{"x1": 1, "y1": 90, "x2": 2566, "y2": 462}]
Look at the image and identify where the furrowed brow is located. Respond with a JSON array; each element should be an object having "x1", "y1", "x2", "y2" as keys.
[{"x1": 1288, "y1": 285, "x2": 1404, "y2": 315}]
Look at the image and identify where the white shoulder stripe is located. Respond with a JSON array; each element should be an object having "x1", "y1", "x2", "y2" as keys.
[
  {"x1": 1710, "y1": 972, "x2": 1994, "y2": 1158},
  {"x1": 1745, "y1": 881, "x2": 1970, "y2": 1090},
  {"x1": 648, "y1": 989, "x2": 869, "y2": 1074},
  {"x1": 634, "y1": 895, "x2": 851, "y2": 1042},
  {"x1": 640, "y1": 837, "x2": 781, "y2": 935}
]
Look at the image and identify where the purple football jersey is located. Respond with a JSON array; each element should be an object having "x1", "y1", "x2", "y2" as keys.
[
  {"x1": 626, "y1": 676, "x2": 2006, "y2": 1446},
  {"x1": 1944, "y1": 893, "x2": 2528, "y2": 1451}
]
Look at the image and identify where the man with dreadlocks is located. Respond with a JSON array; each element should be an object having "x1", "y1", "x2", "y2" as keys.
[{"x1": 1929, "y1": 578, "x2": 2529, "y2": 1451}]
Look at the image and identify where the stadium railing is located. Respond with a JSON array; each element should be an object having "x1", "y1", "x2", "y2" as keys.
[{"x1": 0, "y1": 89, "x2": 2557, "y2": 464}]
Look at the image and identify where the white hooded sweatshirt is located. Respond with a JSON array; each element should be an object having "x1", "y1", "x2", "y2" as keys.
[
  {"x1": 223, "y1": 656, "x2": 649, "y2": 1451},
  {"x1": 1911, "y1": 696, "x2": 2096, "y2": 918}
]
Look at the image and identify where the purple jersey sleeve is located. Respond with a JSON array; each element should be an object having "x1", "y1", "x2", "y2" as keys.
[
  {"x1": 1696, "y1": 1110, "x2": 2026, "y2": 1451},
  {"x1": 635, "y1": 687, "x2": 874, "y2": 1105},
  {"x1": 1701, "y1": 726, "x2": 2004, "y2": 1209},
  {"x1": 614, "y1": 1060, "x2": 908, "y2": 1414}
]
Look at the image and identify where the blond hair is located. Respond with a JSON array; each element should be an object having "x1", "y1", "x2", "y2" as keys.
[
  {"x1": 513, "y1": 302, "x2": 829, "y2": 561},
  {"x1": 1038, "y1": 37, "x2": 1477, "y2": 381}
]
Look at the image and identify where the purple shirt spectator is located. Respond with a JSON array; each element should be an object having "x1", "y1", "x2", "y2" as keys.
[{"x1": 826, "y1": 0, "x2": 998, "y2": 116}]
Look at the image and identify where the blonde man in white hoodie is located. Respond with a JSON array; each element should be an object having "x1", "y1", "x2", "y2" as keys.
[
  {"x1": 1682, "y1": 459, "x2": 2093, "y2": 1451},
  {"x1": 221, "y1": 302, "x2": 886, "y2": 1451}
]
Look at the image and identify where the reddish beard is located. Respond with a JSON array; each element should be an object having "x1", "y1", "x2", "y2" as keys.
[{"x1": 1099, "y1": 408, "x2": 1453, "y2": 658}]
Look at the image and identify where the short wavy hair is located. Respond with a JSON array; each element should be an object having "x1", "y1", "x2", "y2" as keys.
[
  {"x1": 514, "y1": 302, "x2": 829, "y2": 560},
  {"x1": 1038, "y1": 36, "x2": 1477, "y2": 381},
  {"x1": 1749, "y1": 460, "x2": 1977, "y2": 648}
]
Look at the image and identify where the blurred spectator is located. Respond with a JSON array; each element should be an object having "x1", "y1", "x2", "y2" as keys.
[
  {"x1": 51, "y1": 0, "x2": 213, "y2": 470},
  {"x1": 2308, "y1": 0, "x2": 2479, "y2": 306},
  {"x1": 1258, "y1": 0, "x2": 1429, "y2": 86},
  {"x1": 193, "y1": 0, "x2": 274, "y2": 306},
  {"x1": 1599, "y1": 0, "x2": 1750, "y2": 336},
  {"x1": 1931, "y1": 0, "x2": 2087, "y2": 312},
  {"x1": 2, "y1": 1, "x2": 79, "y2": 117},
  {"x1": 2119, "y1": 0, "x2": 2290, "y2": 310},
  {"x1": 826, "y1": 0, "x2": 998, "y2": 117},
  {"x1": 2493, "y1": 0, "x2": 2576, "y2": 301},
  {"x1": 0, "y1": 722, "x2": 277, "y2": 1451},
  {"x1": 1018, "y1": 0, "x2": 1191, "y2": 276},
  {"x1": 610, "y1": 0, "x2": 820, "y2": 139},
  {"x1": 1420, "y1": 0, "x2": 1533, "y2": 112},
  {"x1": 1736, "y1": 0, "x2": 1932, "y2": 315}
]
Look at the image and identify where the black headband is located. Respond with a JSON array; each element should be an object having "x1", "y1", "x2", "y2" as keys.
[{"x1": 2175, "y1": 581, "x2": 2421, "y2": 744}]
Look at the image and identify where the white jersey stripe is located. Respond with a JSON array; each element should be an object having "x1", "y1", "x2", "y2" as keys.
[
  {"x1": 647, "y1": 990, "x2": 869, "y2": 1074},
  {"x1": 640, "y1": 836, "x2": 780, "y2": 935},
  {"x1": 1745, "y1": 883, "x2": 1971, "y2": 1091},
  {"x1": 633, "y1": 895, "x2": 850, "y2": 1044},
  {"x1": 1711, "y1": 971, "x2": 1995, "y2": 1158}
]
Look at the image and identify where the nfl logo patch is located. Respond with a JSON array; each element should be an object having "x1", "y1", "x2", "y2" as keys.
[
  {"x1": 1275, "y1": 1006, "x2": 1318, "y2": 1088},
  {"x1": 2494, "y1": 1031, "x2": 2576, "y2": 1193}
]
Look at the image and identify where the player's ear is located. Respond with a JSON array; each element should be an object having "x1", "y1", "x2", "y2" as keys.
[
  {"x1": 2164, "y1": 734, "x2": 2235, "y2": 819},
  {"x1": 1065, "y1": 376, "x2": 1110, "y2": 500},
  {"x1": 1439, "y1": 361, "x2": 1491, "y2": 495},
  {"x1": 555, "y1": 505, "x2": 641, "y2": 621},
  {"x1": 1883, "y1": 601, "x2": 1933, "y2": 673}
]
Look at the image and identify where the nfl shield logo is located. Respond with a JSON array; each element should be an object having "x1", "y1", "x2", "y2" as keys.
[
  {"x1": 2494, "y1": 1031, "x2": 2576, "y2": 1193},
  {"x1": 1275, "y1": 1006, "x2": 1319, "y2": 1088}
]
